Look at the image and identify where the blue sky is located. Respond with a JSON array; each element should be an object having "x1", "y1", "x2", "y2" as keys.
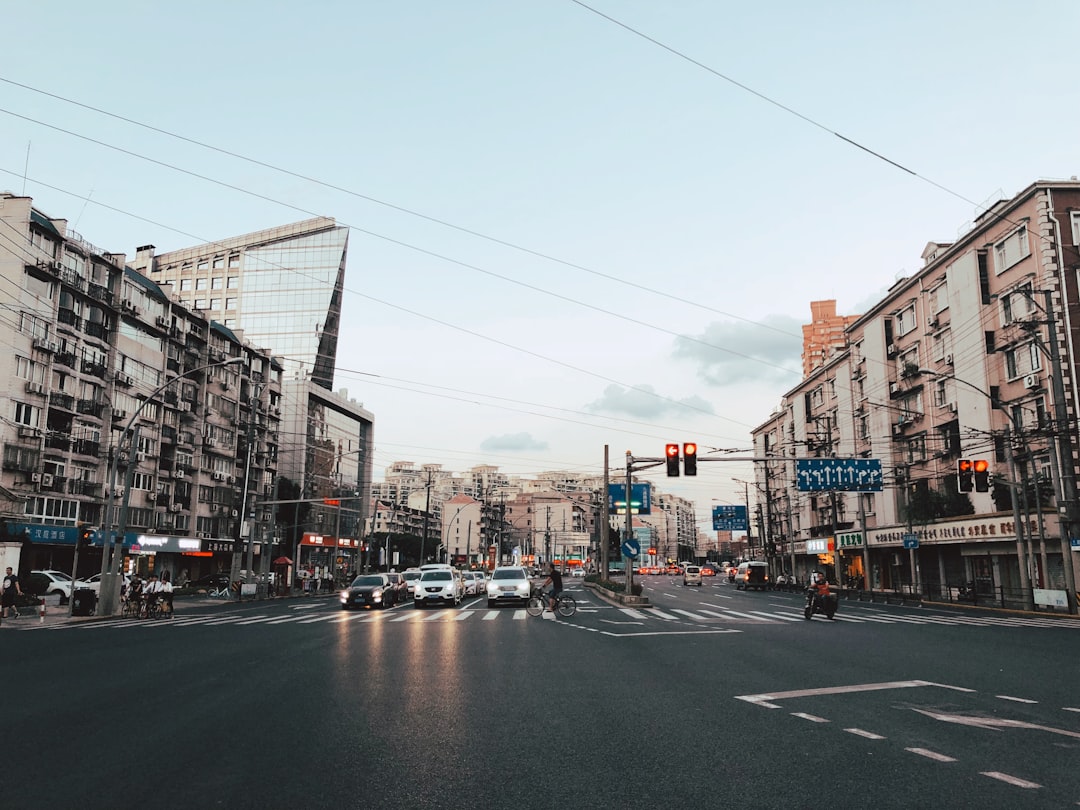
[{"x1": 3, "y1": 1, "x2": 1079, "y2": 533}]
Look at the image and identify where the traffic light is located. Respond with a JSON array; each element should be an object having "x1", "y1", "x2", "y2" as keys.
[
  {"x1": 78, "y1": 527, "x2": 92, "y2": 550},
  {"x1": 957, "y1": 459, "x2": 973, "y2": 492},
  {"x1": 683, "y1": 442, "x2": 698, "y2": 476},
  {"x1": 973, "y1": 459, "x2": 990, "y2": 492},
  {"x1": 665, "y1": 443, "x2": 680, "y2": 477}
]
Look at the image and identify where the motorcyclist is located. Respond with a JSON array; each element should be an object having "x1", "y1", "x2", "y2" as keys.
[{"x1": 810, "y1": 571, "x2": 830, "y2": 598}]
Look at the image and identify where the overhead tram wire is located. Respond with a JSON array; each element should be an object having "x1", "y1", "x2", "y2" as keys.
[
  {"x1": 0, "y1": 79, "x2": 1052, "y2": 403},
  {"x1": 0, "y1": 74, "x2": 802, "y2": 343},
  {"x1": 0, "y1": 165, "x2": 788, "y2": 431}
]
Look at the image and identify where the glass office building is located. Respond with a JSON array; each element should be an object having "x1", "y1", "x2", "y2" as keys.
[{"x1": 136, "y1": 217, "x2": 348, "y2": 390}]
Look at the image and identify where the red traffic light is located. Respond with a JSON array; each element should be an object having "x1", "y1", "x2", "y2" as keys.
[
  {"x1": 665, "y1": 443, "x2": 680, "y2": 477},
  {"x1": 957, "y1": 458, "x2": 973, "y2": 492},
  {"x1": 683, "y1": 442, "x2": 698, "y2": 476},
  {"x1": 973, "y1": 459, "x2": 990, "y2": 492}
]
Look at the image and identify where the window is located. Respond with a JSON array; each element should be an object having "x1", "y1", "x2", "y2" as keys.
[
  {"x1": 895, "y1": 305, "x2": 916, "y2": 337},
  {"x1": 212, "y1": 257, "x2": 224, "y2": 270},
  {"x1": 14, "y1": 402, "x2": 39, "y2": 426},
  {"x1": 179, "y1": 279, "x2": 192, "y2": 291},
  {"x1": 209, "y1": 299, "x2": 221, "y2": 311},
  {"x1": 1071, "y1": 211, "x2": 1080, "y2": 245},
  {"x1": 225, "y1": 298, "x2": 237, "y2": 310},
  {"x1": 227, "y1": 276, "x2": 239, "y2": 289},
  {"x1": 993, "y1": 224, "x2": 1030, "y2": 273},
  {"x1": 194, "y1": 299, "x2": 208, "y2": 310},
  {"x1": 195, "y1": 278, "x2": 208, "y2": 291},
  {"x1": 197, "y1": 260, "x2": 208, "y2": 271},
  {"x1": 211, "y1": 276, "x2": 224, "y2": 290},
  {"x1": 930, "y1": 281, "x2": 949, "y2": 315},
  {"x1": 228, "y1": 255, "x2": 240, "y2": 268},
  {"x1": 932, "y1": 379, "x2": 948, "y2": 407},
  {"x1": 1004, "y1": 343, "x2": 1042, "y2": 379},
  {"x1": 906, "y1": 435, "x2": 927, "y2": 464},
  {"x1": 1001, "y1": 282, "x2": 1036, "y2": 325}
]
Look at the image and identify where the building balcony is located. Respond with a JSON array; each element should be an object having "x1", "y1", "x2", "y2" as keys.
[
  {"x1": 80, "y1": 360, "x2": 107, "y2": 379},
  {"x1": 76, "y1": 400, "x2": 105, "y2": 418},
  {"x1": 49, "y1": 392, "x2": 76, "y2": 411}
]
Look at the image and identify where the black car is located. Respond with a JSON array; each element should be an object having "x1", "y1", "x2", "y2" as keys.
[
  {"x1": 340, "y1": 574, "x2": 397, "y2": 610},
  {"x1": 187, "y1": 573, "x2": 231, "y2": 591}
]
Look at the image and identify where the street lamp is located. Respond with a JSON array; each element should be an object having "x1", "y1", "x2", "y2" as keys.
[{"x1": 98, "y1": 356, "x2": 245, "y2": 615}]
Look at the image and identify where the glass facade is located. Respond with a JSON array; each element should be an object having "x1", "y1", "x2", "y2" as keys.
[{"x1": 151, "y1": 218, "x2": 348, "y2": 390}]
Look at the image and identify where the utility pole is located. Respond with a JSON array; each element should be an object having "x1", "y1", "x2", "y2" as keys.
[
  {"x1": 602, "y1": 445, "x2": 610, "y2": 579},
  {"x1": 419, "y1": 469, "x2": 432, "y2": 565},
  {"x1": 1038, "y1": 290, "x2": 1079, "y2": 610}
]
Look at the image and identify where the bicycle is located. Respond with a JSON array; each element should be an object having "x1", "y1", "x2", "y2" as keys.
[{"x1": 526, "y1": 589, "x2": 577, "y2": 618}]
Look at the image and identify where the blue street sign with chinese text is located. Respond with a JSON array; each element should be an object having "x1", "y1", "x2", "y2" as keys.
[
  {"x1": 796, "y1": 459, "x2": 883, "y2": 492},
  {"x1": 712, "y1": 505, "x2": 748, "y2": 531}
]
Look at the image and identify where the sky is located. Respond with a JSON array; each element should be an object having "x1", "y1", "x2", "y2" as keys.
[{"x1": 3, "y1": 1, "x2": 1080, "y2": 536}]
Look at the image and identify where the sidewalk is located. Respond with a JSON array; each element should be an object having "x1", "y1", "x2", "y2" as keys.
[{"x1": 0, "y1": 589, "x2": 335, "y2": 630}]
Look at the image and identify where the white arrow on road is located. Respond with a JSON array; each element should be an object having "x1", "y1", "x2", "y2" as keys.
[{"x1": 912, "y1": 708, "x2": 1080, "y2": 739}]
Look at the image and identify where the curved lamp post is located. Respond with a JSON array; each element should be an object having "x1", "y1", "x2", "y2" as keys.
[{"x1": 98, "y1": 356, "x2": 245, "y2": 615}]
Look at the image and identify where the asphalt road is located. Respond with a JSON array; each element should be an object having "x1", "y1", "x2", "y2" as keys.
[{"x1": 3, "y1": 577, "x2": 1078, "y2": 809}]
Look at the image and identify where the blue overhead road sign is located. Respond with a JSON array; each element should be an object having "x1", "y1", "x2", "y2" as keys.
[
  {"x1": 796, "y1": 459, "x2": 883, "y2": 492},
  {"x1": 712, "y1": 505, "x2": 748, "y2": 531}
]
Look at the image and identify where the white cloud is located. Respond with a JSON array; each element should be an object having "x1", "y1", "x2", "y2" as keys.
[
  {"x1": 585, "y1": 384, "x2": 715, "y2": 419},
  {"x1": 672, "y1": 316, "x2": 804, "y2": 386},
  {"x1": 479, "y1": 432, "x2": 549, "y2": 452}
]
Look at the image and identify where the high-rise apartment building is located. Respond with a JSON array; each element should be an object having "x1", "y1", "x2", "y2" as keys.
[
  {"x1": 136, "y1": 217, "x2": 348, "y2": 390},
  {"x1": 801, "y1": 299, "x2": 860, "y2": 376}
]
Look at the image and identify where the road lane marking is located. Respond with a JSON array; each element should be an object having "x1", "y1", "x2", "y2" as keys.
[
  {"x1": 996, "y1": 695, "x2": 1038, "y2": 704},
  {"x1": 845, "y1": 728, "x2": 885, "y2": 740},
  {"x1": 912, "y1": 708, "x2": 1080, "y2": 738},
  {"x1": 670, "y1": 609, "x2": 706, "y2": 620},
  {"x1": 980, "y1": 772, "x2": 1041, "y2": 789},
  {"x1": 791, "y1": 712, "x2": 829, "y2": 723},
  {"x1": 649, "y1": 609, "x2": 681, "y2": 620},
  {"x1": 715, "y1": 609, "x2": 772, "y2": 621},
  {"x1": 735, "y1": 679, "x2": 962, "y2": 708},
  {"x1": 1063, "y1": 707, "x2": 1080, "y2": 713},
  {"x1": 906, "y1": 748, "x2": 956, "y2": 763},
  {"x1": 602, "y1": 629, "x2": 741, "y2": 638},
  {"x1": 620, "y1": 608, "x2": 649, "y2": 619},
  {"x1": 749, "y1": 611, "x2": 799, "y2": 622},
  {"x1": 482, "y1": 611, "x2": 500, "y2": 620},
  {"x1": 513, "y1": 609, "x2": 528, "y2": 620}
]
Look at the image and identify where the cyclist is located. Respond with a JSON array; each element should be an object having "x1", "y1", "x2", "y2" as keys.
[
  {"x1": 540, "y1": 563, "x2": 563, "y2": 615},
  {"x1": 144, "y1": 573, "x2": 162, "y2": 615},
  {"x1": 160, "y1": 572, "x2": 174, "y2": 617}
]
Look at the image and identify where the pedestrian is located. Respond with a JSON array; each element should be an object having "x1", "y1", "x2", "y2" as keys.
[{"x1": 2, "y1": 566, "x2": 23, "y2": 618}]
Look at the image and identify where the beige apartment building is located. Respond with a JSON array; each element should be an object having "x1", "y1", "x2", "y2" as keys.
[{"x1": 753, "y1": 179, "x2": 1080, "y2": 612}]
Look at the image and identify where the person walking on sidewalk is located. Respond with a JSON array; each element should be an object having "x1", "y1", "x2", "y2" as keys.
[{"x1": 2, "y1": 567, "x2": 23, "y2": 618}]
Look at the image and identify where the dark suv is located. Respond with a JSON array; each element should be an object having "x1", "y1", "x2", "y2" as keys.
[{"x1": 734, "y1": 561, "x2": 770, "y2": 591}]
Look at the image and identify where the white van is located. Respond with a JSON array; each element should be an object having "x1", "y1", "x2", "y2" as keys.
[{"x1": 683, "y1": 565, "x2": 703, "y2": 586}]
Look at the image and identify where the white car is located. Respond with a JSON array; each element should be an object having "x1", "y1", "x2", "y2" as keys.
[
  {"x1": 570, "y1": 568, "x2": 585, "y2": 578},
  {"x1": 461, "y1": 571, "x2": 482, "y2": 596},
  {"x1": 486, "y1": 566, "x2": 532, "y2": 607},
  {"x1": 74, "y1": 572, "x2": 131, "y2": 595},
  {"x1": 29, "y1": 569, "x2": 74, "y2": 600},
  {"x1": 413, "y1": 569, "x2": 463, "y2": 607},
  {"x1": 402, "y1": 568, "x2": 422, "y2": 598}
]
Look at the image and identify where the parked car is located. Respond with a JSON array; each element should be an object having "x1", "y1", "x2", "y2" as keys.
[
  {"x1": 28, "y1": 570, "x2": 74, "y2": 601},
  {"x1": 187, "y1": 573, "x2": 232, "y2": 591},
  {"x1": 73, "y1": 572, "x2": 131, "y2": 595},
  {"x1": 340, "y1": 573, "x2": 398, "y2": 610},
  {"x1": 414, "y1": 569, "x2": 463, "y2": 607},
  {"x1": 486, "y1": 566, "x2": 532, "y2": 607}
]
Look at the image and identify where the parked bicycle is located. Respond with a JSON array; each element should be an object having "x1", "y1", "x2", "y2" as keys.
[{"x1": 526, "y1": 588, "x2": 577, "y2": 618}]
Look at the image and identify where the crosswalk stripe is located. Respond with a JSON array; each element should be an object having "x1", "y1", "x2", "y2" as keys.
[
  {"x1": 717, "y1": 609, "x2": 773, "y2": 621},
  {"x1": 749, "y1": 611, "x2": 800, "y2": 622},
  {"x1": 620, "y1": 608, "x2": 649, "y2": 619},
  {"x1": 649, "y1": 609, "x2": 681, "y2": 620}
]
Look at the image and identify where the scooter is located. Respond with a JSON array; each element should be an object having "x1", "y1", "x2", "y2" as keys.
[{"x1": 804, "y1": 588, "x2": 837, "y2": 620}]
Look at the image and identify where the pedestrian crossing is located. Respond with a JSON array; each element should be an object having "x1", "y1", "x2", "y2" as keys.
[{"x1": 20, "y1": 600, "x2": 1080, "y2": 632}]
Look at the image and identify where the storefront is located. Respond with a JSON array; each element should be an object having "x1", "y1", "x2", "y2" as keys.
[{"x1": 298, "y1": 533, "x2": 358, "y2": 583}]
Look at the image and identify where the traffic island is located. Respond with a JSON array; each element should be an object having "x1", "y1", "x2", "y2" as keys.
[{"x1": 583, "y1": 579, "x2": 651, "y2": 608}]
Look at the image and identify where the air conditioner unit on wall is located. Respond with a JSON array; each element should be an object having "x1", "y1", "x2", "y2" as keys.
[
  {"x1": 1024, "y1": 373, "x2": 1040, "y2": 389},
  {"x1": 42, "y1": 473, "x2": 53, "y2": 487},
  {"x1": 169, "y1": 503, "x2": 181, "y2": 512},
  {"x1": 174, "y1": 469, "x2": 185, "y2": 479},
  {"x1": 31, "y1": 472, "x2": 42, "y2": 483},
  {"x1": 147, "y1": 492, "x2": 157, "y2": 501},
  {"x1": 947, "y1": 402, "x2": 958, "y2": 412}
]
